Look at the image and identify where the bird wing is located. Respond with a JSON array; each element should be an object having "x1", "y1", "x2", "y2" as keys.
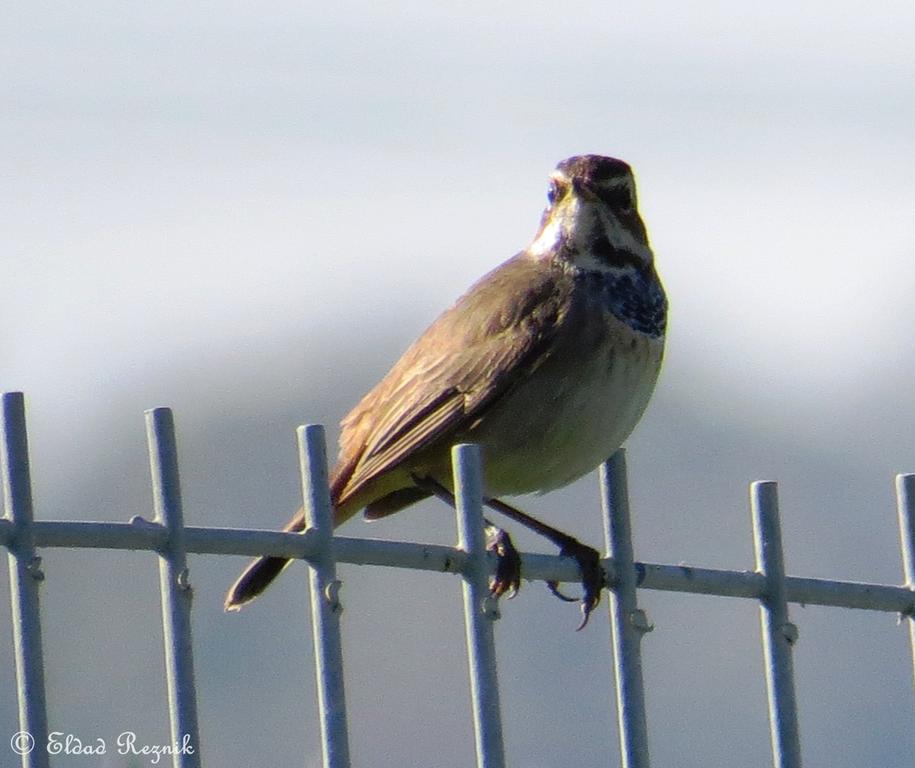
[{"x1": 330, "y1": 254, "x2": 569, "y2": 507}]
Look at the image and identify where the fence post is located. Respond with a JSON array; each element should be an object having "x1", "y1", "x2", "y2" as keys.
[
  {"x1": 895, "y1": 474, "x2": 915, "y2": 703},
  {"x1": 751, "y1": 481, "x2": 802, "y2": 768},
  {"x1": 146, "y1": 408, "x2": 202, "y2": 768},
  {"x1": 601, "y1": 450, "x2": 652, "y2": 768},
  {"x1": 453, "y1": 444, "x2": 506, "y2": 768},
  {"x1": 298, "y1": 425, "x2": 351, "y2": 768},
  {"x1": 2, "y1": 393, "x2": 50, "y2": 768}
]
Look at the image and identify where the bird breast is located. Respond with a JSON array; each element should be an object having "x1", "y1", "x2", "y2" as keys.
[{"x1": 465, "y1": 305, "x2": 664, "y2": 497}]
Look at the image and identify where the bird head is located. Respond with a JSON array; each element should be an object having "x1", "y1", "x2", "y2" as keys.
[{"x1": 528, "y1": 155, "x2": 654, "y2": 275}]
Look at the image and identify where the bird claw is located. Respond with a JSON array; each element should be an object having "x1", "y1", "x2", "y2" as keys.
[
  {"x1": 546, "y1": 580, "x2": 578, "y2": 602},
  {"x1": 485, "y1": 529, "x2": 603, "y2": 628},
  {"x1": 576, "y1": 589, "x2": 601, "y2": 632},
  {"x1": 486, "y1": 526, "x2": 522, "y2": 599},
  {"x1": 551, "y1": 540, "x2": 604, "y2": 631}
]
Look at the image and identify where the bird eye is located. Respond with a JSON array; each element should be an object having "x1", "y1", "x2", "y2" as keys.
[{"x1": 547, "y1": 180, "x2": 564, "y2": 205}]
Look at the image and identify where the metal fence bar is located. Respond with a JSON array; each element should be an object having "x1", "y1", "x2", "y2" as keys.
[
  {"x1": 601, "y1": 450, "x2": 651, "y2": 768},
  {"x1": 3, "y1": 394, "x2": 915, "y2": 768},
  {"x1": 298, "y1": 424, "x2": 351, "y2": 768},
  {"x1": 2, "y1": 520, "x2": 914, "y2": 615},
  {"x1": 453, "y1": 443, "x2": 506, "y2": 768},
  {"x1": 637, "y1": 564, "x2": 915, "y2": 614},
  {"x1": 896, "y1": 473, "x2": 915, "y2": 700},
  {"x1": 2, "y1": 392, "x2": 50, "y2": 768},
  {"x1": 751, "y1": 481, "x2": 802, "y2": 768},
  {"x1": 146, "y1": 408, "x2": 202, "y2": 768}
]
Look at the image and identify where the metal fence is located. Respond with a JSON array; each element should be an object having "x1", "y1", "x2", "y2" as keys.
[{"x1": 2, "y1": 390, "x2": 914, "y2": 768}]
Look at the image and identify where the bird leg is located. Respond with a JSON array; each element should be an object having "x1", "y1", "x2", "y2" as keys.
[
  {"x1": 483, "y1": 497, "x2": 604, "y2": 630},
  {"x1": 411, "y1": 475, "x2": 604, "y2": 630},
  {"x1": 410, "y1": 474, "x2": 522, "y2": 599}
]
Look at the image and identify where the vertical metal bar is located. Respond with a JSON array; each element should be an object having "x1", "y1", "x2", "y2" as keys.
[
  {"x1": 751, "y1": 481, "x2": 802, "y2": 768},
  {"x1": 600, "y1": 450, "x2": 651, "y2": 768},
  {"x1": 298, "y1": 425, "x2": 351, "y2": 768},
  {"x1": 895, "y1": 474, "x2": 915, "y2": 700},
  {"x1": 453, "y1": 443, "x2": 506, "y2": 768},
  {"x1": 2, "y1": 393, "x2": 50, "y2": 768},
  {"x1": 146, "y1": 408, "x2": 201, "y2": 768}
]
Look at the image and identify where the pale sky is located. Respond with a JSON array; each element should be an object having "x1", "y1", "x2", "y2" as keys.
[{"x1": 3, "y1": 3, "x2": 914, "y2": 766}]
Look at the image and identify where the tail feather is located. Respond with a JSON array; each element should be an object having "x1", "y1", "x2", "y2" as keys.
[
  {"x1": 224, "y1": 556, "x2": 292, "y2": 611},
  {"x1": 363, "y1": 487, "x2": 431, "y2": 520},
  {"x1": 225, "y1": 482, "x2": 432, "y2": 610},
  {"x1": 224, "y1": 509, "x2": 306, "y2": 612}
]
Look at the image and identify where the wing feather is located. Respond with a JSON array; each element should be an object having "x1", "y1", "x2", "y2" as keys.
[{"x1": 331, "y1": 254, "x2": 570, "y2": 507}]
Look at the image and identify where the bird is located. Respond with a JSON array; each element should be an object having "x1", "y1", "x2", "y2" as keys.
[{"x1": 225, "y1": 154, "x2": 667, "y2": 627}]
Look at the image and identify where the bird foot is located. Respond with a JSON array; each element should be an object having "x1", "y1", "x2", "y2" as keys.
[
  {"x1": 485, "y1": 525, "x2": 522, "y2": 599},
  {"x1": 546, "y1": 538, "x2": 604, "y2": 630}
]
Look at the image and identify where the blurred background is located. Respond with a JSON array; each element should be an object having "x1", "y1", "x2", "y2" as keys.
[{"x1": 3, "y1": 2, "x2": 914, "y2": 766}]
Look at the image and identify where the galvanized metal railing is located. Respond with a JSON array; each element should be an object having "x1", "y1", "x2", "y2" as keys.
[{"x1": 2, "y1": 390, "x2": 915, "y2": 768}]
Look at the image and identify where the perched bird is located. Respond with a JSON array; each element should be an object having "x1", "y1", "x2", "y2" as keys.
[{"x1": 225, "y1": 155, "x2": 667, "y2": 627}]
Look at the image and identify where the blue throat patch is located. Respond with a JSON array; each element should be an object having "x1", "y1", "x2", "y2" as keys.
[{"x1": 582, "y1": 268, "x2": 667, "y2": 338}]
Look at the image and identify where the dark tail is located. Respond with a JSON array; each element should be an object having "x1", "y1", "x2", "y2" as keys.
[
  {"x1": 225, "y1": 486, "x2": 431, "y2": 610},
  {"x1": 224, "y1": 510, "x2": 305, "y2": 611}
]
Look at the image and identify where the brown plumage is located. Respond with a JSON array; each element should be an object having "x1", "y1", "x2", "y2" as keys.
[{"x1": 225, "y1": 155, "x2": 666, "y2": 611}]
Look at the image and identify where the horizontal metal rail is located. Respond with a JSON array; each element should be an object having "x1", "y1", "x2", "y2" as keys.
[{"x1": 0, "y1": 519, "x2": 912, "y2": 615}]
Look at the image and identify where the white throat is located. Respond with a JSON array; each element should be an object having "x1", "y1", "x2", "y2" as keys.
[
  {"x1": 528, "y1": 217, "x2": 561, "y2": 256},
  {"x1": 527, "y1": 197, "x2": 653, "y2": 273}
]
